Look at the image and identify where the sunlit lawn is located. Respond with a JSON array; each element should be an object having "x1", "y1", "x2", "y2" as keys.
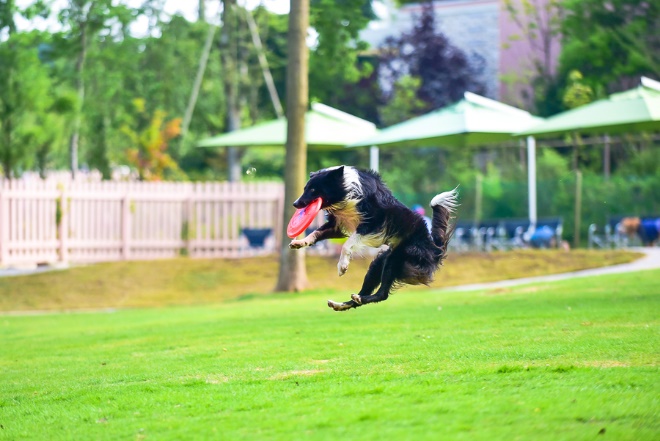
[
  {"x1": 0, "y1": 250, "x2": 640, "y2": 312},
  {"x1": 1, "y1": 269, "x2": 658, "y2": 440}
]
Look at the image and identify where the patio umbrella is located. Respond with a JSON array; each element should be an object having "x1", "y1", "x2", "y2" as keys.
[
  {"x1": 518, "y1": 77, "x2": 660, "y2": 138},
  {"x1": 348, "y1": 92, "x2": 542, "y2": 225},
  {"x1": 349, "y1": 92, "x2": 541, "y2": 148},
  {"x1": 197, "y1": 103, "x2": 378, "y2": 151}
]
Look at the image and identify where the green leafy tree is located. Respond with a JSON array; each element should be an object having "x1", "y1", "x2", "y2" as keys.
[
  {"x1": 561, "y1": 70, "x2": 594, "y2": 110},
  {"x1": 57, "y1": 0, "x2": 136, "y2": 177},
  {"x1": 379, "y1": 2, "x2": 486, "y2": 111},
  {"x1": 0, "y1": 32, "x2": 54, "y2": 177},
  {"x1": 379, "y1": 75, "x2": 426, "y2": 126},
  {"x1": 0, "y1": 0, "x2": 17, "y2": 34},
  {"x1": 81, "y1": 33, "x2": 142, "y2": 177},
  {"x1": 559, "y1": 0, "x2": 660, "y2": 93},
  {"x1": 122, "y1": 99, "x2": 184, "y2": 181},
  {"x1": 29, "y1": 90, "x2": 77, "y2": 178},
  {"x1": 309, "y1": 0, "x2": 375, "y2": 105}
]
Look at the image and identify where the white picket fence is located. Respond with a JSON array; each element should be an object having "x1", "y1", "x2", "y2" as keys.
[{"x1": 0, "y1": 180, "x2": 288, "y2": 266}]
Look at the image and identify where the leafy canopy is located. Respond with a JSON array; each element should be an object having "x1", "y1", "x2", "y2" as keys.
[{"x1": 559, "y1": 0, "x2": 660, "y2": 92}]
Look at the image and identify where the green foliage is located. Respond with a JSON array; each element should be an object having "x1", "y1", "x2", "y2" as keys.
[
  {"x1": 379, "y1": 3, "x2": 485, "y2": 110},
  {"x1": 0, "y1": 0, "x2": 16, "y2": 33},
  {"x1": 309, "y1": 0, "x2": 375, "y2": 104},
  {"x1": 382, "y1": 141, "x2": 660, "y2": 246},
  {"x1": 28, "y1": 88, "x2": 77, "y2": 177},
  {"x1": 122, "y1": 99, "x2": 185, "y2": 181},
  {"x1": 378, "y1": 75, "x2": 426, "y2": 126},
  {"x1": 0, "y1": 31, "x2": 58, "y2": 177},
  {"x1": 559, "y1": 0, "x2": 660, "y2": 93},
  {"x1": 562, "y1": 70, "x2": 594, "y2": 110}
]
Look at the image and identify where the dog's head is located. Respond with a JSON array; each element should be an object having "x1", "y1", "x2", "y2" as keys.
[{"x1": 293, "y1": 166, "x2": 348, "y2": 209}]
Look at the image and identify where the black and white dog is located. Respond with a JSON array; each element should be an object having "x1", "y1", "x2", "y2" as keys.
[{"x1": 290, "y1": 165, "x2": 457, "y2": 311}]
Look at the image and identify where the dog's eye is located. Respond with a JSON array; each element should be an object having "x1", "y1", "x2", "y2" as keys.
[{"x1": 309, "y1": 188, "x2": 316, "y2": 194}]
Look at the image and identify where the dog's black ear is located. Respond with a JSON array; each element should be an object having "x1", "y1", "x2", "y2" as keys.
[
  {"x1": 328, "y1": 166, "x2": 344, "y2": 177},
  {"x1": 309, "y1": 170, "x2": 320, "y2": 178}
]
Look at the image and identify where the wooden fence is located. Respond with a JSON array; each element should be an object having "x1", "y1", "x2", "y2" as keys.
[{"x1": 0, "y1": 180, "x2": 287, "y2": 266}]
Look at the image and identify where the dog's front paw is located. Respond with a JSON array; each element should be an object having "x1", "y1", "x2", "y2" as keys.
[
  {"x1": 327, "y1": 300, "x2": 352, "y2": 311},
  {"x1": 289, "y1": 239, "x2": 307, "y2": 249},
  {"x1": 337, "y1": 258, "x2": 350, "y2": 276},
  {"x1": 351, "y1": 294, "x2": 362, "y2": 305}
]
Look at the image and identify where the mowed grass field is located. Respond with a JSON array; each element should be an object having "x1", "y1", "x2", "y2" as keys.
[{"x1": 1, "y1": 269, "x2": 658, "y2": 440}]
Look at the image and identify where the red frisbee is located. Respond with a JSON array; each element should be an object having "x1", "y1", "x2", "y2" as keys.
[{"x1": 287, "y1": 198, "x2": 322, "y2": 238}]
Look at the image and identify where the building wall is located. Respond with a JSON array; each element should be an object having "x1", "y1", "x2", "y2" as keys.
[{"x1": 498, "y1": 0, "x2": 561, "y2": 109}]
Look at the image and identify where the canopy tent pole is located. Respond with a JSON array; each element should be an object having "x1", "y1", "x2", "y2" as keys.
[
  {"x1": 603, "y1": 134, "x2": 611, "y2": 180},
  {"x1": 369, "y1": 146, "x2": 379, "y2": 172},
  {"x1": 527, "y1": 136, "x2": 537, "y2": 227}
]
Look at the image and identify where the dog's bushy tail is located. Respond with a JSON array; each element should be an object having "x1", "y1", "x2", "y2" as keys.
[{"x1": 430, "y1": 187, "x2": 459, "y2": 263}]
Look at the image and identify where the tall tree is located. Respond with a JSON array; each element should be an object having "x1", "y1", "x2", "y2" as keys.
[
  {"x1": 0, "y1": 0, "x2": 16, "y2": 35},
  {"x1": 219, "y1": 0, "x2": 242, "y2": 182},
  {"x1": 308, "y1": 0, "x2": 374, "y2": 105},
  {"x1": 198, "y1": 0, "x2": 205, "y2": 22},
  {"x1": 275, "y1": 0, "x2": 309, "y2": 292},
  {"x1": 122, "y1": 99, "x2": 184, "y2": 181},
  {"x1": 559, "y1": 0, "x2": 659, "y2": 93},
  {"x1": 0, "y1": 32, "x2": 54, "y2": 177},
  {"x1": 379, "y1": 2, "x2": 486, "y2": 111},
  {"x1": 58, "y1": 0, "x2": 127, "y2": 178}
]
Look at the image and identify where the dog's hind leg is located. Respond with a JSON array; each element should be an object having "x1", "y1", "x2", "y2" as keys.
[
  {"x1": 355, "y1": 248, "x2": 391, "y2": 297},
  {"x1": 327, "y1": 299, "x2": 359, "y2": 311},
  {"x1": 351, "y1": 251, "x2": 400, "y2": 306},
  {"x1": 328, "y1": 246, "x2": 392, "y2": 311}
]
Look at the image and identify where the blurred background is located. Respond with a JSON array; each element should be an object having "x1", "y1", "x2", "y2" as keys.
[{"x1": 0, "y1": 0, "x2": 658, "y2": 270}]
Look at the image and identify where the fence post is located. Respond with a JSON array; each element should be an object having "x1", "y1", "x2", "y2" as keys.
[
  {"x1": 0, "y1": 190, "x2": 6, "y2": 265},
  {"x1": 121, "y1": 191, "x2": 131, "y2": 260},
  {"x1": 184, "y1": 185, "x2": 194, "y2": 257},
  {"x1": 58, "y1": 185, "x2": 68, "y2": 263},
  {"x1": 573, "y1": 170, "x2": 583, "y2": 249},
  {"x1": 473, "y1": 173, "x2": 483, "y2": 226}
]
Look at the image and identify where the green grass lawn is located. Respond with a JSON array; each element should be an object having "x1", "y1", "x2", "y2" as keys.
[{"x1": 1, "y1": 269, "x2": 658, "y2": 440}]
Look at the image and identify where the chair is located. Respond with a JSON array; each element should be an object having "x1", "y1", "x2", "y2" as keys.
[
  {"x1": 241, "y1": 228, "x2": 273, "y2": 250},
  {"x1": 531, "y1": 217, "x2": 563, "y2": 248}
]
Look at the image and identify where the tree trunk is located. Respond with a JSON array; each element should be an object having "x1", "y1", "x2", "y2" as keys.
[
  {"x1": 37, "y1": 143, "x2": 48, "y2": 179},
  {"x1": 1, "y1": 116, "x2": 12, "y2": 178},
  {"x1": 181, "y1": 24, "x2": 216, "y2": 142},
  {"x1": 244, "y1": 8, "x2": 283, "y2": 118},
  {"x1": 221, "y1": 0, "x2": 242, "y2": 182},
  {"x1": 198, "y1": 0, "x2": 205, "y2": 22},
  {"x1": 275, "y1": 0, "x2": 310, "y2": 292},
  {"x1": 69, "y1": 22, "x2": 88, "y2": 180}
]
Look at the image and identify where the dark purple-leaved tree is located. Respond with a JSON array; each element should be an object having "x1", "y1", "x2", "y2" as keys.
[{"x1": 379, "y1": 2, "x2": 486, "y2": 111}]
